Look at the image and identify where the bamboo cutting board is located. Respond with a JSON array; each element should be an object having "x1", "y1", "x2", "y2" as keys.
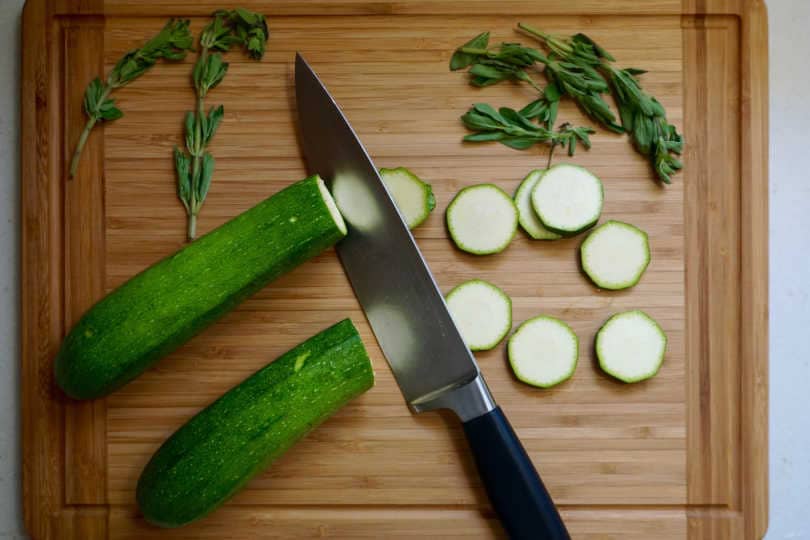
[{"x1": 21, "y1": 1, "x2": 768, "y2": 538}]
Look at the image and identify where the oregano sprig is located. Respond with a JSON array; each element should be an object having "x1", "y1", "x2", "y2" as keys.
[
  {"x1": 175, "y1": 9, "x2": 268, "y2": 240},
  {"x1": 532, "y1": 50, "x2": 622, "y2": 132},
  {"x1": 461, "y1": 103, "x2": 594, "y2": 155},
  {"x1": 451, "y1": 34, "x2": 544, "y2": 91},
  {"x1": 604, "y1": 65, "x2": 683, "y2": 183},
  {"x1": 520, "y1": 24, "x2": 683, "y2": 183},
  {"x1": 451, "y1": 33, "x2": 595, "y2": 159},
  {"x1": 451, "y1": 30, "x2": 620, "y2": 133},
  {"x1": 450, "y1": 24, "x2": 683, "y2": 183},
  {"x1": 69, "y1": 19, "x2": 193, "y2": 178}
]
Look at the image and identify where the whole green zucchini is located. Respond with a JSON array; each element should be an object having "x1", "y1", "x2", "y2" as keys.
[
  {"x1": 136, "y1": 318, "x2": 374, "y2": 528},
  {"x1": 55, "y1": 175, "x2": 346, "y2": 399}
]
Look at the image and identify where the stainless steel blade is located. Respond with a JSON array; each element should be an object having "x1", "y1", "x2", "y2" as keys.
[{"x1": 294, "y1": 53, "x2": 494, "y2": 418}]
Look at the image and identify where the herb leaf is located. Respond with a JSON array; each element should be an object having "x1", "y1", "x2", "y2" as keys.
[
  {"x1": 461, "y1": 103, "x2": 593, "y2": 157},
  {"x1": 606, "y1": 65, "x2": 683, "y2": 183},
  {"x1": 450, "y1": 32, "x2": 490, "y2": 70},
  {"x1": 217, "y1": 8, "x2": 270, "y2": 60},
  {"x1": 450, "y1": 37, "x2": 545, "y2": 92},
  {"x1": 174, "y1": 147, "x2": 192, "y2": 214}
]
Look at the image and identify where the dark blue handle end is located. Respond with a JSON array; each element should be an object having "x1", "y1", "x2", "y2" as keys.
[{"x1": 463, "y1": 406, "x2": 570, "y2": 540}]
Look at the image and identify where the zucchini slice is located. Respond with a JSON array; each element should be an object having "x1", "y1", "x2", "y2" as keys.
[
  {"x1": 530, "y1": 164, "x2": 603, "y2": 235},
  {"x1": 514, "y1": 169, "x2": 562, "y2": 240},
  {"x1": 596, "y1": 310, "x2": 667, "y2": 383},
  {"x1": 581, "y1": 220, "x2": 650, "y2": 290},
  {"x1": 379, "y1": 167, "x2": 436, "y2": 229},
  {"x1": 446, "y1": 184, "x2": 518, "y2": 255},
  {"x1": 508, "y1": 316, "x2": 578, "y2": 388},
  {"x1": 446, "y1": 279, "x2": 512, "y2": 351},
  {"x1": 137, "y1": 319, "x2": 374, "y2": 527}
]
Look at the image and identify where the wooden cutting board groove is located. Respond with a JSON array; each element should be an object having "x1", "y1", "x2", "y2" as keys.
[{"x1": 21, "y1": 1, "x2": 768, "y2": 538}]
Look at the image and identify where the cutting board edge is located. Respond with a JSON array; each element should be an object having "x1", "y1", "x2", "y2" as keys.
[{"x1": 19, "y1": 0, "x2": 769, "y2": 539}]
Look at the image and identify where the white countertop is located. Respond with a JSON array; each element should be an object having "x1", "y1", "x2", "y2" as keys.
[{"x1": 0, "y1": 1, "x2": 806, "y2": 538}]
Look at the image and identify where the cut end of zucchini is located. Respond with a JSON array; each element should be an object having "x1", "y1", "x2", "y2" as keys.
[
  {"x1": 317, "y1": 176, "x2": 347, "y2": 235},
  {"x1": 508, "y1": 316, "x2": 578, "y2": 388},
  {"x1": 514, "y1": 170, "x2": 562, "y2": 240},
  {"x1": 596, "y1": 310, "x2": 667, "y2": 383},
  {"x1": 530, "y1": 164, "x2": 603, "y2": 235},
  {"x1": 446, "y1": 184, "x2": 518, "y2": 255},
  {"x1": 446, "y1": 279, "x2": 512, "y2": 351},
  {"x1": 581, "y1": 220, "x2": 650, "y2": 290},
  {"x1": 379, "y1": 167, "x2": 436, "y2": 229}
]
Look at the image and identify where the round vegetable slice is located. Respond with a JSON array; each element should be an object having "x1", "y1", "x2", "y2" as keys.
[
  {"x1": 581, "y1": 220, "x2": 650, "y2": 290},
  {"x1": 508, "y1": 316, "x2": 578, "y2": 388},
  {"x1": 596, "y1": 310, "x2": 667, "y2": 383},
  {"x1": 530, "y1": 164, "x2": 603, "y2": 235},
  {"x1": 513, "y1": 170, "x2": 562, "y2": 240},
  {"x1": 446, "y1": 279, "x2": 512, "y2": 351},
  {"x1": 379, "y1": 167, "x2": 436, "y2": 229},
  {"x1": 446, "y1": 184, "x2": 518, "y2": 255}
]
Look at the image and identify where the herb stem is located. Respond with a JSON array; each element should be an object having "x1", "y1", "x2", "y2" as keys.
[
  {"x1": 188, "y1": 213, "x2": 197, "y2": 240},
  {"x1": 517, "y1": 23, "x2": 570, "y2": 55},
  {"x1": 459, "y1": 47, "x2": 490, "y2": 55},
  {"x1": 187, "y1": 47, "x2": 208, "y2": 240},
  {"x1": 69, "y1": 117, "x2": 97, "y2": 178},
  {"x1": 516, "y1": 23, "x2": 560, "y2": 52},
  {"x1": 523, "y1": 75, "x2": 544, "y2": 94},
  {"x1": 516, "y1": 23, "x2": 546, "y2": 41},
  {"x1": 546, "y1": 140, "x2": 557, "y2": 169},
  {"x1": 69, "y1": 84, "x2": 112, "y2": 178},
  {"x1": 175, "y1": 9, "x2": 269, "y2": 239}
]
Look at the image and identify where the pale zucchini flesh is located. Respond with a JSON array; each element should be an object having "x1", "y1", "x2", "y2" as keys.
[
  {"x1": 581, "y1": 220, "x2": 650, "y2": 290},
  {"x1": 530, "y1": 164, "x2": 603, "y2": 235},
  {"x1": 596, "y1": 310, "x2": 667, "y2": 383},
  {"x1": 446, "y1": 184, "x2": 518, "y2": 255},
  {"x1": 514, "y1": 169, "x2": 562, "y2": 240},
  {"x1": 446, "y1": 279, "x2": 512, "y2": 351},
  {"x1": 379, "y1": 167, "x2": 436, "y2": 229},
  {"x1": 508, "y1": 316, "x2": 578, "y2": 388}
]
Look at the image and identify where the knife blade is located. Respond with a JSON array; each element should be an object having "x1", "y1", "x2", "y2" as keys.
[{"x1": 294, "y1": 53, "x2": 569, "y2": 540}]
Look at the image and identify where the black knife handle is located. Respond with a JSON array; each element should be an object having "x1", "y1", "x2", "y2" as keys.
[{"x1": 463, "y1": 407, "x2": 570, "y2": 540}]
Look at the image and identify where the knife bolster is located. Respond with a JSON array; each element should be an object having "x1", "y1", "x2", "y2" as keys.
[{"x1": 410, "y1": 374, "x2": 496, "y2": 421}]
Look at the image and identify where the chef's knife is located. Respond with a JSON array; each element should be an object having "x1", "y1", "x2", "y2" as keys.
[{"x1": 295, "y1": 53, "x2": 569, "y2": 540}]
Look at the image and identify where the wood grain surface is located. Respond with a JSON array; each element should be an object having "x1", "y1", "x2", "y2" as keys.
[{"x1": 21, "y1": 0, "x2": 769, "y2": 538}]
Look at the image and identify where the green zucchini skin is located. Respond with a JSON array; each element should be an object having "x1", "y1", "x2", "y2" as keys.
[
  {"x1": 136, "y1": 319, "x2": 374, "y2": 528},
  {"x1": 55, "y1": 176, "x2": 346, "y2": 399}
]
